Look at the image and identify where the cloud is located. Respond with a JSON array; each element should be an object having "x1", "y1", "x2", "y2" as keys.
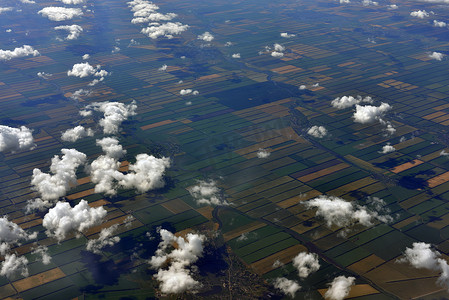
[
  {"x1": 56, "y1": 0, "x2": 85, "y2": 4},
  {"x1": 385, "y1": 124, "x2": 396, "y2": 135},
  {"x1": 188, "y1": 179, "x2": 227, "y2": 206},
  {"x1": 353, "y1": 103, "x2": 391, "y2": 124},
  {"x1": 20, "y1": 0, "x2": 36, "y2": 4},
  {"x1": 398, "y1": 243, "x2": 449, "y2": 291},
  {"x1": 331, "y1": 95, "x2": 373, "y2": 109},
  {"x1": 274, "y1": 44, "x2": 285, "y2": 52},
  {"x1": 86, "y1": 224, "x2": 120, "y2": 254},
  {"x1": 158, "y1": 64, "x2": 167, "y2": 71},
  {"x1": 128, "y1": 0, "x2": 176, "y2": 24},
  {"x1": 0, "y1": 125, "x2": 35, "y2": 153},
  {"x1": 198, "y1": 32, "x2": 214, "y2": 42},
  {"x1": 231, "y1": 53, "x2": 241, "y2": 58},
  {"x1": 362, "y1": 0, "x2": 378, "y2": 6},
  {"x1": 433, "y1": 20, "x2": 447, "y2": 27},
  {"x1": 0, "y1": 8, "x2": 13, "y2": 14},
  {"x1": 274, "y1": 277, "x2": 301, "y2": 298},
  {"x1": 387, "y1": 4, "x2": 398, "y2": 9},
  {"x1": 0, "y1": 217, "x2": 37, "y2": 246},
  {"x1": 0, "y1": 45, "x2": 40, "y2": 61},
  {"x1": 31, "y1": 148, "x2": 87, "y2": 202},
  {"x1": 61, "y1": 125, "x2": 94, "y2": 142},
  {"x1": 179, "y1": 89, "x2": 199, "y2": 96},
  {"x1": 410, "y1": 10, "x2": 429, "y2": 19},
  {"x1": 340, "y1": 0, "x2": 350, "y2": 3},
  {"x1": 141, "y1": 22, "x2": 189, "y2": 39},
  {"x1": 81, "y1": 101, "x2": 136, "y2": 134},
  {"x1": 325, "y1": 276, "x2": 355, "y2": 300},
  {"x1": 37, "y1": 72, "x2": 52, "y2": 79},
  {"x1": 280, "y1": 32, "x2": 295, "y2": 38},
  {"x1": 307, "y1": 126, "x2": 327, "y2": 138},
  {"x1": 67, "y1": 62, "x2": 108, "y2": 79},
  {"x1": 31, "y1": 246, "x2": 51, "y2": 265},
  {"x1": 70, "y1": 89, "x2": 91, "y2": 101},
  {"x1": 429, "y1": 51, "x2": 444, "y2": 61},
  {"x1": 82, "y1": 54, "x2": 90, "y2": 60},
  {"x1": 304, "y1": 195, "x2": 393, "y2": 228},
  {"x1": 0, "y1": 254, "x2": 28, "y2": 278},
  {"x1": 55, "y1": 24, "x2": 83, "y2": 40},
  {"x1": 38, "y1": 7, "x2": 83, "y2": 21},
  {"x1": 299, "y1": 85, "x2": 306, "y2": 90},
  {"x1": 271, "y1": 51, "x2": 284, "y2": 58},
  {"x1": 257, "y1": 148, "x2": 270, "y2": 158},
  {"x1": 292, "y1": 252, "x2": 320, "y2": 278},
  {"x1": 149, "y1": 229, "x2": 205, "y2": 294},
  {"x1": 43, "y1": 200, "x2": 107, "y2": 241},
  {"x1": 380, "y1": 143, "x2": 395, "y2": 154},
  {"x1": 89, "y1": 137, "x2": 170, "y2": 195}
]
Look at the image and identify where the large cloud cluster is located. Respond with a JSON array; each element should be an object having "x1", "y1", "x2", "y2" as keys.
[
  {"x1": 331, "y1": 95, "x2": 373, "y2": 109},
  {"x1": 353, "y1": 103, "x2": 391, "y2": 124},
  {"x1": 86, "y1": 224, "x2": 120, "y2": 254},
  {"x1": 128, "y1": 0, "x2": 189, "y2": 39},
  {"x1": 0, "y1": 217, "x2": 37, "y2": 256},
  {"x1": 398, "y1": 242, "x2": 449, "y2": 290},
  {"x1": 0, "y1": 45, "x2": 40, "y2": 61},
  {"x1": 307, "y1": 125, "x2": 327, "y2": 138},
  {"x1": 188, "y1": 179, "x2": 227, "y2": 206},
  {"x1": 0, "y1": 125, "x2": 35, "y2": 153},
  {"x1": 61, "y1": 125, "x2": 94, "y2": 142},
  {"x1": 80, "y1": 101, "x2": 137, "y2": 135},
  {"x1": 55, "y1": 24, "x2": 83, "y2": 40},
  {"x1": 0, "y1": 254, "x2": 29, "y2": 278},
  {"x1": 292, "y1": 252, "x2": 320, "y2": 278},
  {"x1": 274, "y1": 277, "x2": 301, "y2": 298},
  {"x1": 304, "y1": 195, "x2": 392, "y2": 228},
  {"x1": 67, "y1": 62, "x2": 109, "y2": 85},
  {"x1": 43, "y1": 200, "x2": 107, "y2": 241},
  {"x1": 0, "y1": 7, "x2": 13, "y2": 14},
  {"x1": 149, "y1": 229, "x2": 205, "y2": 294},
  {"x1": 410, "y1": 10, "x2": 430, "y2": 19},
  {"x1": 89, "y1": 137, "x2": 170, "y2": 195},
  {"x1": 38, "y1": 7, "x2": 83, "y2": 21},
  {"x1": 325, "y1": 276, "x2": 355, "y2": 300},
  {"x1": 31, "y1": 148, "x2": 87, "y2": 203}
]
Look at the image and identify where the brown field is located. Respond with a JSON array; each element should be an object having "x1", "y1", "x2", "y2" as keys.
[
  {"x1": 161, "y1": 199, "x2": 192, "y2": 214},
  {"x1": 13, "y1": 268, "x2": 65, "y2": 293},
  {"x1": 196, "y1": 206, "x2": 214, "y2": 220},
  {"x1": 223, "y1": 222, "x2": 266, "y2": 242},
  {"x1": 390, "y1": 159, "x2": 424, "y2": 173},
  {"x1": 296, "y1": 163, "x2": 350, "y2": 183},
  {"x1": 347, "y1": 254, "x2": 385, "y2": 275},
  {"x1": 427, "y1": 171, "x2": 449, "y2": 188}
]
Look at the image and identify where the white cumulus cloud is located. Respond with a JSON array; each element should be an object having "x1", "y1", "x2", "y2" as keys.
[
  {"x1": 429, "y1": 51, "x2": 444, "y2": 61},
  {"x1": 61, "y1": 125, "x2": 94, "y2": 142},
  {"x1": 0, "y1": 254, "x2": 28, "y2": 278},
  {"x1": 433, "y1": 20, "x2": 447, "y2": 27},
  {"x1": 32, "y1": 246, "x2": 51, "y2": 265},
  {"x1": 292, "y1": 252, "x2": 320, "y2": 278},
  {"x1": 274, "y1": 277, "x2": 301, "y2": 298},
  {"x1": 331, "y1": 95, "x2": 373, "y2": 109},
  {"x1": 38, "y1": 7, "x2": 83, "y2": 21},
  {"x1": 188, "y1": 179, "x2": 227, "y2": 206},
  {"x1": 0, "y1": 45, "x2": 40, "y2": 61},
  {"x1": 86, "y1": 224, "x2": 120, "y2": 254},
  {"x1": 380, "y1": 143, "x2": 395, "y2": 154},
  {"x1": 55, "y1": 24, "x2": 83, "y2": 40},
  {"x1": 410, "y1": 10, "x2": 429, "y2": 19},
  {"x1": 353, "y1": 102, "x2": 391, "y2": 124},
  {"x1": 198, "y1": 32, "x2": 214, "y2": 42},
  {"x1": 280, "y1": 32, "x2": 295, "y2": 38},
  {"x1": 67, "y1": 62, "x2": 108, "y2": 79},
  {"x1": 257, "y1": 148, "x2": 270, "y2": 158},
  {"x1": 325, "y1": 276, "x2": 355, "y2": 300},
  {"x1": 141, "y1": 22, "x2": 189, "y2": 39},
  {"x1": 0, "y1": 125, "x2": 35, "y2": 153},
  {"x1": 307, "y1": 126, "x2": 327, "y2": 138},
  {"x1": 43, "y1": 200, "x2": 107, "y2": 241}
]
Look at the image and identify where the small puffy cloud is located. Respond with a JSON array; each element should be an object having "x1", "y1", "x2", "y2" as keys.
[
  {"x1": 0, "y1": 254, "x2": 28, "y2": 278},
  {"x1": 81, "y1": 101, "x2": 137, "y2": 135},
  {"x1": 231, "y1": 53, "x2": 241, "y2": 58},
  {"x1": 128, "y1": 0, "x2": 176, "y2": 23},
  {"x1": 188, "y1": 179, "x2": 227, "y2": 206},
  {"x1": 180, "y1": 89, "x2": 199, "y2": 96},
  {"x1": 56, "y1": 0, "x2": 85, "y2": 4},
  {"x1": 380, "y1": 143, "x2": 395, "y2": 154},
  {"x1": 331, "y1": 95, "x2": 373, "y2": 109},
  {"x1": 224, "y1": 41, "x2": 233, "y2": 47},
  {"x1": 55, "y1": 24, "x2": 83, "y2": 40},
  {"x1": 70, "y1": 89, "x2": 91, "y2": 101},
  {"x1": 433, "y1": 20, "x2": 447, "y2": 27},
  {"x1": 385, "y1": 124, "x2": 396, "y2": 135},
  {"x1": 197, "y1": 32, "x2": 214, "y2": 42},
  {"x1": 429, "y1": 51, "x2": 444, "y2": 61},
  {"x1": 82, "y1": 54, "x2": 90, "y2": 60},
  {"x1": 340, "y1": 0, "x2": 350, "y2": 3},
  {"x1": 149, "y1": 229, "x2": 205, "y2": 294},
  {"x1": 398, "y1": 242, "x2": 449, "y2": 291},
  {"x1": 410, "y1": 10, "x2": 429, "y2": 19},
  {"x1": 292, "y1": 252, "x2": 320, "y2": 278},
  {"x1": 86, "y1": 224, "x2": 120, "y2": 254},
  {"x1": 353, "y1": 102, "x2": 391, "y2": 124},
  {"x1": 0, "y1": 45, "x2": 40, "y2": 61},
  {"x1": 141, "y1": 22, "x2": 189, "y2": 39},
  {"x1": 158, "y1": 64, "x2": 167, "y2": 71},
  {"x1": 38, "y1": 7, "x2": 83, "y2": 21},
  {"x1": 299, "y1": 85, "x2": 306, "y2": 90},
  {"x1": 20, "y1": 0, "x2": 36, "y2": 4},
  {"x1": 43, "y1": 200, "x2": 107, "y2": 241},
  {"x1": 32, "y1": 246, "x2": 51, "y2": 265},
  {"x1": 0, "y1": 7, "x2": 13, "y2": 14},
  {"x1": 61, "y1": 125, "x2": 94, "y2": 142},
  {"x1": 325, "y1": 276, "x2": 355, "y2": 300},
  {"x1": 362, "y1": 0, "x2": 378, "y2": 6},
  {"x1": 307, "y1": 126, "x2": 327, "y2": 138},
  {"x1": 387, "y1": 4, "x2": 398, "y2": 9},
  {"x1": 37, "y1": 72, "x2": 52, "y2": 79},
  {"x1": 67, "y1": 62, "x2": 108, "y2": 78},
  {"x1": 257, "y1": 148, "x2": 270, "y2": 158},
  {"x1": 441, "y1": 150, "x2": 449, "y2": 157},
  {"x1": 274, "y1": 277, "x2": 301, "y2": 298},
  {"x1": 280, "y1": 32, "x2": 295, "y2": 38},
  {"x1": 31, "y1": 148, "x2": 87, "y2": 202},
  {"x1": 0, "y1": 217, "x2": 36, "y2": 245},
  {"x1": 0, "y1": 125, "x2": 35, "y2": 153},
  {"x1": 304, "y1": 195, "x2": 393, "y2": 228},
  {"x1": 96, "y1": 137, "x2": 126, "y2": 159},
  {"x1": 274, "y1": 44, "x2": 285, "y2": 52},
  {"x1": 271, "y1": 51, "x2": 284, "y2": 58}
]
